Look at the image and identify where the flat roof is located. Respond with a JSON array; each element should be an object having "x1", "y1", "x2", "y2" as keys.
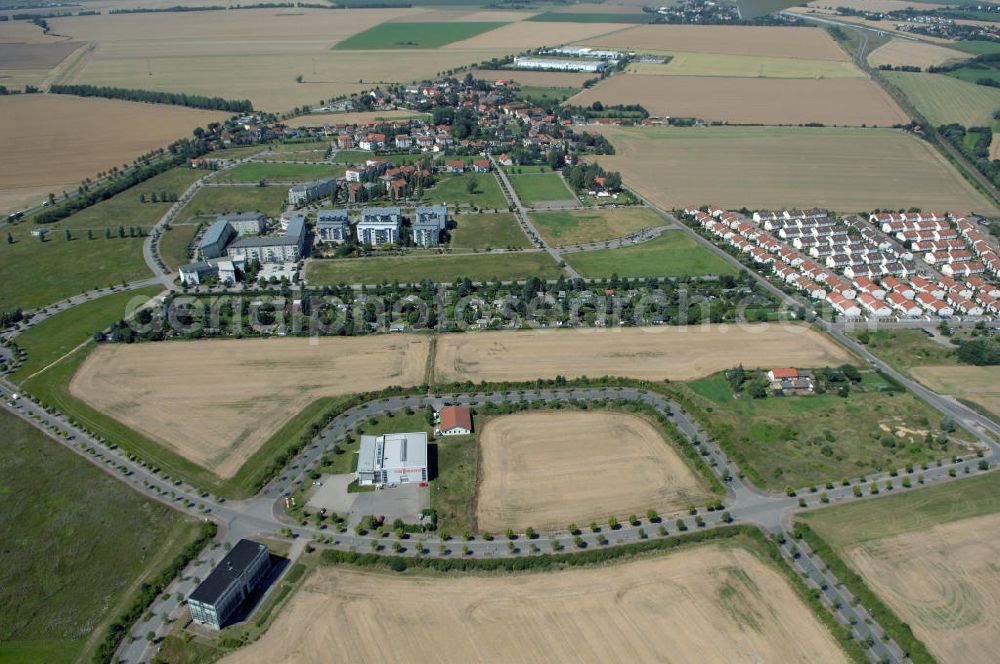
[
  {"x1": 357, "y1": 432, "x2": 428, "y2": 475},
  {"x1": 189, "y1": 539, "x2": 268, "y2": 606}
]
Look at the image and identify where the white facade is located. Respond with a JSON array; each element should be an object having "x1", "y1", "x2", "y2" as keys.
[
  {"x1": 356, "y1": 432, "x2": 428, "y2": 486},
  {"x1": 357, "y1": 207, "x2": 402, "y2": 245}
]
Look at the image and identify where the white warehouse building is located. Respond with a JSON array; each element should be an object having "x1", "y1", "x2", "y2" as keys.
[
  {"x1": 356, "y1": 432, "x2": 428, "y2": 486},
  {"x1": 512, "y1": 56, "x2": 607, "y2": 73}
]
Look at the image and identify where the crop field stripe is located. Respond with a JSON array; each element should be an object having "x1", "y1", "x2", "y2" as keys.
[
  {"x1": 883, "y1": 70, "x2": 1000, "y2": 126},
  {"x1": 334, "y1": 22, "x2": 508, "y2": 50}
]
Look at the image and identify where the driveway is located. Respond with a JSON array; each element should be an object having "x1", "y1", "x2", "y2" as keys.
[{"x1": 307, "y1": 473, "x2": 429, "y2": 526}]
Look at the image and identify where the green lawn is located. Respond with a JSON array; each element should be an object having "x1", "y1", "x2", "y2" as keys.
[
  {"x1": 800, "y1": 471, "x2": 1000, "y2": 550},
  {"x1": 217, "y1": 163, "x2": 344, "y2": 183},
  {"x1": 849, "y1": 329, "x2": 957, "y2": 374},
  {"x1": 0, "y1": 167, "x2": 199, "y2": 312},
  {"x1": 10, "y1": 286, "x2": 163, "y2": 383},
  {"x1": 420, "y1": 173, "x2": 508, "y2": 209},
  {"x1": 0, "y1": 409, "x2": 200, "y2": 664},
  {"x1": 517, "y1": 86, "x2": 580, "y2": 103},
  {"x1": 181, "y1": 185, "x2": 288, "y2": 219},
  {"x1": 681, "y1": 372, "x2": 966, "y2": 491},
  {"x1": 159, "y1": 222, "x2": 201, "y2": 271},
  {"x1": 509, "y1": 173, "x2": 574, "y2": 203},
  {"x1": 205, "y1": 145, "x2": 267, "y2": 159},
  {"x1": 332, "y1": 150, "x2": 431, "y2": 165},
  {"x1": 334, "y1": 21, "x2": 507, "y2": 49},
  {"x1": 449, "y1": 213, "x2": 530, "y2": 250},
  {"x1": 952, "y1": 40, "x2": 1000, "y2": 56},
  {"x1": 883, "y1": 71, "x2": 1000, "y2": 126},
  {"x1": 432, "y1": 429, "x2": 479, "y2": 535},
  {"x1": 307, "y1": 251, "x2": 561, "y2": 284},
  {"x1": 564, "y1": 231, "x2": 736, "y2": 278},
  {"x1": 945, "y1": 63, "x2": 1000, "y2": 86},
  {"x1": 531, "y1": 207, "x2": 666, "y2": 245}
]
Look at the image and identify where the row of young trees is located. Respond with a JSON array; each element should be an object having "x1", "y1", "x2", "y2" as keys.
[{"x1": 50, "y1": 84, "x2": 253, "y2": 113}]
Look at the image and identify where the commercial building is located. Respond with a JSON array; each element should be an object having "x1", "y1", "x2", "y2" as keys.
[
  {"x1": 357, "y1": 207, "x2": 402, "y2": 245},
  {"x1": 179, "y1": 255, "x2": 245, "y2": 286},
  {"x1": 316, "y1": 209, "x2": 351, "y2": 243},
  {"x1": 198, "y1": 219, "x2": 237, "y2": 259},
  {"x1": 188, "y1": 539, "x2": 270, "y2": 630},
  {"x1": 226, "y1": 215, "x2": 306, "y2": 263},
  {"x1": 512, "y1": 56, "x2": 607, "y2": 73},
  {"x1": 356, "y1": 432, "x2": 428, "y2": 486},
  {"x1": 438, "y1": 405, "x2": 472, "y2": 436},
  {"x1": 288, "y1": 178, "x2": 336, "y2": 207},
  {"x1": 412, "y1": 205, "x2": 447, "y2": 247},
  {"x1": 218, "y1": 212, "x2": 266, "y2": 236}
]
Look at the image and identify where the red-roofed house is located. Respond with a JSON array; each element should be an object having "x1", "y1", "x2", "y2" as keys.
[{"x1": 438, "y1": 405, "x2": 472, "y2": 436}]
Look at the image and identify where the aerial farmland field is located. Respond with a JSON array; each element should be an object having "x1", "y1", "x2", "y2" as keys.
[
  {"x1": 629, "y1": 52, "x2": 863, "y2": 78},
  {"x1": 334, "y1": 21, "x2": 508, "y2": 50},
  {"x1": 590, "y1": 126, "x2": 997, "y2": 213},
  {"x1": 567, "y1": 75, "x2": 908, "y2": 126},
  {"x1": 476, "y1": 411, "x2": 711, "y2": 531},
  {"x1": 68, "y1": 336, "x2": 431, "y2": 479},
  {"x1": 223, "y1": 544, "x2": 850, "y2": 664},
  {"x1": 867, "y1": 39, "x2": 969, "y2": 69},
  {"x1": 433, "y1": 324, "x2": 856, "y2": 384},
  {"x1": 801, "y1": 472, "x2": 1000, "y2": 664},
  {"x1": 882, "y1": 71, "x2": 1000, "y2": 126},
  {"x1": 0, "y1": 95, "x2": 224, "y2": 216}
]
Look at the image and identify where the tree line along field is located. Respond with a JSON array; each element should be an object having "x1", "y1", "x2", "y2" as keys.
[
  {"x1": 590, "y1": 125, "x2": 998, "y2": 213},
  {"x1": 567, "y1": 75, "x2": 909, "y2": 126},
  {"x1": 476, "y1": 410, "x2": 713, "y2": 532},
  {"x1": 800, "y1": 472, "x2": 1000, "y2": 664},
  {"x1": 530, "y1": 207, "x2": 667, "y2": 245},
  {"x1": 221, "y1": 542, "x2": 850, "y2": 664},
  {"x1": 306, "y1": 251, "x2": 562, "y2": 285},
  {"x1": 564, "y1": 231, "x2": 737, "y2": 279},
  {"x1": 0, "y1": 167, "x2": 203, "y2": 312},
  {"x1": 678, "y1": 370, "x2": 970, "y2": 491},
  {"x1": 0, "y1": 409, "x2": 202, "y2": 664},
  {"x1": 0, "y1": 94, "x2": 224, "y2": 217},
  {"x1": 882, "y1": 70, "x2": 1000, "y2": 126}
]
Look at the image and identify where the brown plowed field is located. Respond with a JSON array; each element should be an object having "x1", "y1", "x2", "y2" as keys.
[
  {"x1": 69, "y1": 336, "x2": 430, "y2": 478},
  {"x1": 868, "y1": 39, "x2": 968, "y2": 69},
  {"x1": 223, "y1": 546, "x2": 849, "y2": 664},
  {"x1": 476, "y1": 411, "x2": 710, "y2": 532},
  {"x1": 567, "y1": 75, "x2": 908, "y2": 126}
]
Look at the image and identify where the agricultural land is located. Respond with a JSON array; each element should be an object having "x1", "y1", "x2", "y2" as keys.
[
  {"x1": 882, "y1": 71, "x2": 1000, "y2": 126},
  {"x1": 222, "y1": 545, "x2": 849, "y2": 664},
  {"x1": 868, "y1": 39, "x2": 969, "y2": 69},
  {"x1": 476, "y1": 411, "x2": 712, "y2": 531},
  {"x1": 67, "y1": 336, "x2": 430, "y2": 479},
  {"x1": 590, "y1": 126, "x2": 997, "y2": 213},
  {"x1": 801, "y1": 472, "x2": 1000, "y2": 664}
]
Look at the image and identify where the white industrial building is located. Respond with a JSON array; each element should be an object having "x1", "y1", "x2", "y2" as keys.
[
  {"x1": 356, "y1": 432, "x2": 428, "y2": 486},
  {"x1": 512, "y1": 56, "x2": 607, "y2": 73},
  {"x1": 357, "y1": 207, "x2": 402, "y2": 245}
]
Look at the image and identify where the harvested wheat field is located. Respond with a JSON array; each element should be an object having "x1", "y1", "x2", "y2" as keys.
[
  {"x1": 0, "y1": 95, "x2": 224, "y2": 215},
  {"x1": 69, "y1": 336, "x2": 430, "y2": 478},
  {"x1": 846, "y1": 512, "x2": 1000, "y2": 663},
  {"x1": 909, "y1": 365, "x2": 1000, "y2": 421},
  {"x1": 808, "y1": 0, "x2": 944, "y2": 11},
  {"x1": 591, "y1": 126, "x2": 996, "y2": 213},
  {"x1": 868, "y1": 39, "x2": 969, "y2": 70},
  {"x1": 581, "y1": 24, "x2": 849, "y2": 61},
  {"x1": 223, "y1": 546, "x2": 849, "y2": 664},
  {"x1": 567, "y1": 75, "x2": 907, "y2": 126},
  {"x1": 288, "y1": 110, "x2": 430, "y2": 127},
  {"x1": 477, "y1": 411, "x2": 710, "y2": 532},
  {"x1": 444, "y1": 20, "x2": 628, "y2": 49},
  {"x1": 433, "y1": 324, "x2": 855, "y2": 384}
]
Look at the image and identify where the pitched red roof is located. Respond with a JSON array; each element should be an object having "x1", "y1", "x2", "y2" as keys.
[
  {"x1": 440, "y1": 405, "x2": 471, "y2": 432},
  {"x1": 769, "y1": 368, "x2": 798, "y2": 379}
]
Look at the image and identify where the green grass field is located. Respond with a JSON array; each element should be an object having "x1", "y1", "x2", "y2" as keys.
[
  {"x1": 217, "y1": 163, "x2": 344, "y2": 183},
  {"x1": 883, "y1": 71, "x2": 1000, "y2": 126},
  {"x1": 517, "y1": 86, "x2": 580, "y2": 103},
  {"x1": 526, "y1": 11, "x2": 647, "y2": 23},
  {"x1": 682, "y1": 372, "x2": 966, "y2": 491},
  {"x1": 800, "y1": 471, "x2": 1000, "y2": 550},
  {"x1": 952, "y1": 40, "x2": 1000, "y2": 56},
  {"x1": 307, "y1": 251, "x2": 561, "y2": 284},
  {"x1": 0, "y1": 167, "x2": 199, "y2": 311},
  {"x1": 205, "y1": 145, "x2": 267, "y2": 159},
  {"x1": 564, "y1": 231, "x2": 736, "y2": 278},
  {"x1": 509, "y1": 173, "x2": 574, "y2": 203},
  {"x1": 10, "y1": 286, "x2": 163, "y2": 383},
  {"x1": 531, "y1": 207, "x2": 665, "y2": 246},
  {"x1": 0, "y1": 409, "x2": 200, "y2": 664},
  {"x1": 332, "y1": 150, "x2": 431, "y2": 165},
  {"x1": 158, "y1": 222, "x2": 200, "y2": 271},
  {"x1": 334, "y1": 21, "x2": 507, "y2": 49},
  {"x1": 181, "y1": 185, "x2": 288, "y2": 219},
  {"x1": 945, "y1": 64, "x2": 1000, "y2": 86},
  {"x1": 849, "y1": 329, "x2": 957, "y2": 374},
  {"x1": 449, "y1": 213, "x2": 530, "y2": 250},
  {"x1": 631, "y1": 52, "x2": 863, "y2": 79},
  {"x1": 420, "y1": 173, "x2": 508, "y2": 209}
]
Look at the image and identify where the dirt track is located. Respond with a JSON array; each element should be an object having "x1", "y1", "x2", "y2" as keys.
[
  {"x1": 476, "y1": 411, "x2": 710, "y2": 532},
  {"x1": 223, "y1": 545, "x2": 849, "y2": 664},
  {"x1": 69, "y1": 336, "x2": 429, "y2": 478},
  {"x1": 434, "y1": 324, "x2": 856, "y2": 384}
]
